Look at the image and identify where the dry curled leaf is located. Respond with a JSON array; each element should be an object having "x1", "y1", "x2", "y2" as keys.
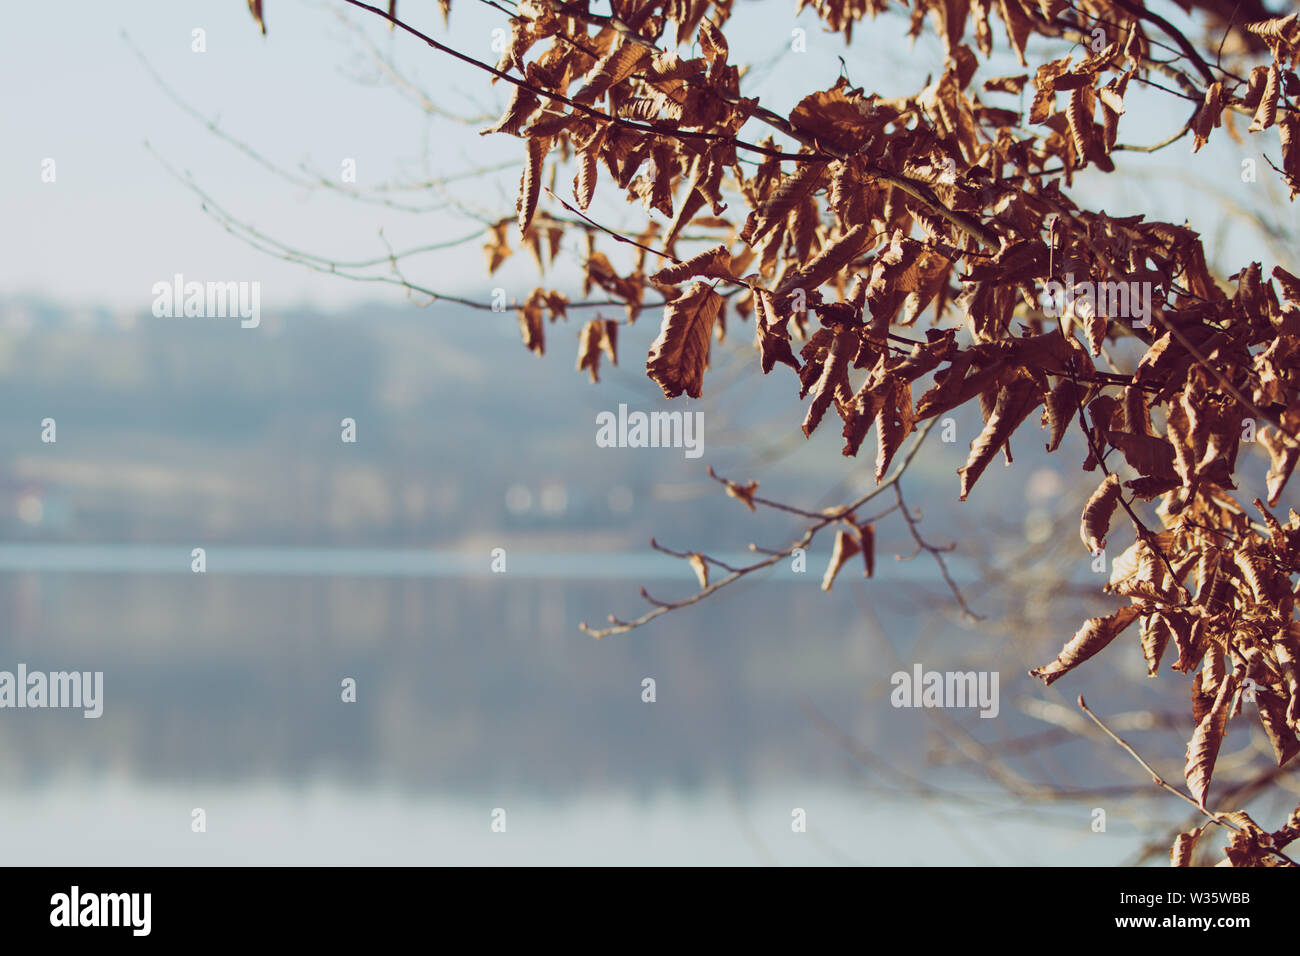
[
  {"x1": 1185, "y1": 673, "x2": 1237, "y2": 809},
  {"x1": 857, "y1": 521, "x2": 876, "y2": 578},
  {"x1": 517, "y1": 289, "x2": 547, "y2": 356},
  {"x1": 646, "y1": 282, "x2": 722, "y2": 399},
  {"x1": 1259, "y1": 426, "x2": 1300, "y2": 506},
  {"x1": 688, "y1": 553, "x2": 709, "y2": 589},
  {"x1": 1192, "y1": 82, "x2": 1224, "y2": 152},
  {"x1": 1171, "y1": 829, "x2": 1200, "y2": 866},
  {"x1": 651, "y1": 245, "x2": 735, "y2": 285},
  {"x1": 1029, "y1": 605, "x2": 1141, "y2": 686},
  {"x1": 516, "y1": 137, "x2": 548, "y2": 236},
  {"x1": 1250, "y1": 64, "x2": 1281, "y2": 132},
  {"x1": 802, "y1": 329, "x2": 853, "y2": 438},
  {"x1": 718, "y1": 474, "x2": 758, "y2": 511},
  {"x1": 875, "y1": 379, "x2": 915, "y2": 483},
  {"x1": 821, "y1": 529, "x2": 862, "y2": 591},
  {"x1": 958, "y1": 373, "x2": 1042, "y2": 500},
  {"x1": 1042, "y1": 377, "x2": 1084, "y2": 452},
  {"x1": 574, "y1": 146, "x2": 599, "y2": 209},
  {"x1": 482, "y1": 84, "x2": 542, "y2": 137},
  {"x1": 576, "y1": 318, "x2": 618, "y2": 383},
  {"x1": 247, "y1": 0, "x2": 266, "y2": 34},
  {"x1": 1256, "y1": 688, "x2": 1300, "y2": 767},
  {"x1": 1080, "y1": 472, "x2": 1122, "y2": 553},
  {"x1": 572, "y1": 42, "x2": 649, "y2": 105}
]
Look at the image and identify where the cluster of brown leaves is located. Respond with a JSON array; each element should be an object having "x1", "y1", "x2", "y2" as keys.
[{"x1": 255, "y1": 0, "x2": 1300, "y2": 864}]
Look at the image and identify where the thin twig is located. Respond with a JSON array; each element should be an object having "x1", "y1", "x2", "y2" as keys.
[
  {"x1": 1078, "y1": 695, "x2": 1297, "y2": 866},
  {"x1": 581, "y1": 419, "x2": 939, "y2": 638},
  {"x1": 894, "y1": 482, "x2": 981, "y2": 621}
]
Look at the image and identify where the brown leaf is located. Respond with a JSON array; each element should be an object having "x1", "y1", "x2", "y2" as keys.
[
  {"x1": 1030, "y1": 57, "x2": 1069, "y2": 124},
  {"x1": 1066, "y1": 84, "x2": 1093, "y2": 159},
  {"x1": 915, "y1": 354, "x2": 997, "y2": 421},
  {"x1": 631, "y1": 144, "x2": 676, "y2": 218},
  {"x1": 859, "y1": 522, "x2": 876, "y2": 578},
  {"x1": 698, "y1": 20, "x2": 729, "y2": 65},
  {"x1": 1029, "y1": 605, "x2": 1141, "y2": 685},
  {"x1": 741, "y1": 164, "x2": 824, "y2": 246},
  {"x1": 840, "y1": 377, "x2": 887, "y2": 457},
  {"x1": 247, "y1": 0, "x2": 266, "y2": 34},
  {"x1": 821, "y1": 529, "x2": 861, "y2": 591},
  {"x1": 1280, "y1": 113, "x2": 1300, "y2": 199},
  {"x1": 997, "y1": 0, "x2": 1033, "y2": 65},
  {"x1": 583, "y1": 250, "x2": 644, "y2": 323},
  {"x1": 573, "y1": 145, "x2": 598, "y2": 210},
  {"x1": 1080, "y1": 472, "x2": 1121, "y2": 552},
  {"x1": 866, "y1": 233, "x2": 924, "y2": 330},
  {"x1": 651, "y1": 245, "x2": 735, "y2": 285},
  {"x1": 875, "y1": 379, "x2": 915, "y2": 482},
  {"x1": 1122, "y1": 384, "x2": 1152, "y2": 437},
  {"x1": 1171, "y1": 829, "x2": 1200, "y2": 866},
  {"x1": 1084, "y1": 305, "x2": 1107, "y2": 356},
  {"x1": 1042, "y1": 377, "x2": 1084, "y2": 452},
  {"x1": 754, "y1": 291, "x2": 801, "y2": 375},
  {"x1": 1192, "y1": 648, "x2": 1225, "y2": 726},
  {"x1": 1133, "y1": 331, "x2": 1174, "y2": 385},
  {"x1": 1273, "y1": 265, "x2": 1300, "y2": 305},
  {"x1": 1256, "y1": 687, "x2": 1300, "y2": 767},
  {"x1": 1245, "y1": 13, "x2": 1300, "y2": 47},
  {"x1": 773, "y1": 224, "x2": 873, "y2": 308},
  {"x1": 1192, "y1": 82, "x2": 1224, "y2": 152},
  {"x1": 958, "y1": 373, "x2": 1043, "y2": 500},
  {"x1": 1107, "y1": 430, "x2": 1177, "y2": 480},
  {"x1": 1275, "y1": 634, "x2": 1300, "y2": 726},
  {"x1": 516, "y1": 137, "x2": 549, "y2": 236},
  {"x1": 483, "y1": 221, "x2": 513, "y2": 274},
  {"x1": 1233, "y1": 550, "x2": 1275, "y2": 606},
  {"x1": 1250, "y1": 64, "x2": 1280, "y2": 132},
  {"x1": 1140, "y1": 612, "x2": 1172, "y2": 677},
  {"x1": 984, "y1": 73, "x2": 1029, "y2": 94},
  {"x1": 689, "y1": 553, "x2": 709, "y2": 589},
  {"x1": 1259, "y1": 425, "x2": 1300, "y2": 506},
  {"x1": 572, "y1": 42, "x2": 649, "y2": 105},
  {"x1": 1097, "y1": 75, "x2": 1128, "y2": 117},
  {"x1": 803, "y1": 329, "x2": 854, "y2": 438},
  {"x1": 1170, "y1": 611, "x2": 1208, "y2": 673},
  {"x1": 576, "y1": 318, "x2": 618, "y2": 383},
  {"x1": 645, "y1": 282, "x2": 722, "y2": 399},
  {"x1": 1221, "y1": 811, "x2": 1277, "y2": 867},
  {"x1": 518, "y1": 293, "x2": 545, "y2": 356},
  {"x1": 481, "y1": 84, "x2": 541, "y2": 137},
  {"x1": 1108, "y1": 533, "x2": 1178, "y2": 602},
  {"x1": 1123, "y1": 20, "x2": 1145, "y2": 62},
  {"x1": 1185, "y1": 673, "x2": 1237, "y2": 809},
  {"x1": 789, "y1": 85, "x2": 881, "y2": 154},
  {"x1": 718, "y1": 473, "x2": 759, "y2": 511}
]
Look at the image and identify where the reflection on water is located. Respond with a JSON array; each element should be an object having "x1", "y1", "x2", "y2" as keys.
[
  {"x1": 1, "y1": 780, "x2": 1138, "y2": 866},
  {"x1": 0, "y1": 560, "x2": 892, "y2": 790},
  {"x1": 0, "y1": 552, "x2": 1150, "y2": 864}
]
